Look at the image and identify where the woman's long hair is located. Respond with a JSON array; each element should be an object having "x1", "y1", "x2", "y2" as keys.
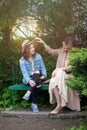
[
  {"x1": 22, "y1": 42, "x2": 36, "y2": 60},
  {"x1": 64, "y1": 36, "x2": 77, "y2": 47}
]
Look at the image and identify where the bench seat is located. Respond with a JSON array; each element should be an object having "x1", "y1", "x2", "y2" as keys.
[
  {"x1": 9, "y1": 83, "x2": 49, "y2": 91},
  {"x1": 8, "y1": 65, "x2": 50, "y2": 108},
  {"x1": 9, "y1": 83, "x2": 49, "y2": 108}
]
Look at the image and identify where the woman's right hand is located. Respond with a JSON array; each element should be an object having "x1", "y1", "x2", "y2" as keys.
[
  {"x1": 34, "y1": 37, "x2": 45, "y2": 44},
  {"x1": 51, "y1": 69, "x2": 57, "y2": 78},
  {"x1": 29, "y1": 80, "x2": 36, "y2": 87}
]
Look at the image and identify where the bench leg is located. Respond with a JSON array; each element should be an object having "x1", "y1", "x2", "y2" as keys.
[{"x1": 12, "y1": 90, "x2": 15, "y2": 108}]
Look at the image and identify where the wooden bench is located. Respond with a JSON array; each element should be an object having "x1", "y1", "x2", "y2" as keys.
[{"x1": 8, "y1": 65, "x2": 49, "y2": 107}]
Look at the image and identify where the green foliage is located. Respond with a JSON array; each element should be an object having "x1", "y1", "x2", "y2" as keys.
[
  {"x1": 0, "y1": 88, "x2": 11, "y2": 108},
  {"x1": 0, "y1": 0, "x2": 29, "y2": 29},
  {"x1": 44, "y1": 55, "x2": 56, "y2": 79},
  {"x1": 72, "y1": 0, "x2": 87, "y2": 44},
  {"x1": 65, "y1": 124, "x2": 87, "y2": 130},
  {"x1": 67, "y1": 48, "x2": 87, "y2": 96},
  {"x1": 0, "y1": 40, "x2": 21, "y2": 108},
  {"x1": 0, "y1": 39, "x2": 55, "y2": 108},
  {"x1": 20, "y1": 100, "x2": 30, "y2": 108},
  {"x1": 0, "y1": 0, "x2": 87, "y2": 46},
  {"x1": 0, "y1": 40, "x2": 21, "y2": 87},
  {"x1": 82, "y1": 89, "x2": 87, "y2": 96},
  {"x1": 0, "y1": 0, "x2": 86, "y2": 108},
  {"x1": 33, "y1": 0, "x2": 87, "y2": 46}
]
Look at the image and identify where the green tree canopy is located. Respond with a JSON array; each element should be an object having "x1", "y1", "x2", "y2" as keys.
[
  {"x1": 0, "y1": 0, "x2": 87, "y2": 46},
  {"x1": 0, "y1": 0, "x2": 29, "y2": 43}
]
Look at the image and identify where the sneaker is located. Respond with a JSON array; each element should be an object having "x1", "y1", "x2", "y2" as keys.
[
  {"x1": 31, "y1": 104, "x2": 39, "y2": 112},
  {"x1": 22, "y1": 93, "x2": 30, "y2": 100}
]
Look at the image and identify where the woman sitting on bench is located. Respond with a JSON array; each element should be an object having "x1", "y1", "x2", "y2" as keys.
[
  {"x1": 36, "y1": 36, "x2": 81, "y2": 115},
  {"x1": 19, "y1": 39, "x2": 47, "y2": 112}
]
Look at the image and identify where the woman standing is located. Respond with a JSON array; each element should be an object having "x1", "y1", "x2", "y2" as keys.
[
  {"x1": 35, "y1": 36, "x2": 81, "y2": 114},
  {"x1": 19, "y1": 39, "x2": 47, "y2": 112}
]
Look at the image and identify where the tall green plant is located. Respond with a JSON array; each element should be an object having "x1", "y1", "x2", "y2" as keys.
[
  {"x1": 65, "y1": 124, "x2": 87, "y2": 130},
  {"x1": 67, "y1": 48, "x2": 87, "y2": 96}
]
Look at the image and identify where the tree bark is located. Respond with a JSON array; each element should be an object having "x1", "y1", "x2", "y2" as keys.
[{"x1": 2, "y1": 26, "x2": 11, "y2": 43}]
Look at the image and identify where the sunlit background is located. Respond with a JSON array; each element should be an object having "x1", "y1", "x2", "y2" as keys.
[{"x1": 12, "y1": 16, "x2": 37, "y2": 39}]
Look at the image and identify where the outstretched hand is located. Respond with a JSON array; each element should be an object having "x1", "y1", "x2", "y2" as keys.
[{"x1": 34, "y1": 37, "x2": 45, "y2": 44}]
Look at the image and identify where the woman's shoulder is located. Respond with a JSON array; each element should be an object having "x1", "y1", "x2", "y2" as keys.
[
  {"x1": 35, "y1": 53, "x2": 42, "y2": 58},
  {"x1": 19, "y1": 56, "x2": 25, "y2": 63}
]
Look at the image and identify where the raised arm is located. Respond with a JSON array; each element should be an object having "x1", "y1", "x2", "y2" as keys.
[{"x1": 35, "y1": 37, "x2": 60, "y2": 56}]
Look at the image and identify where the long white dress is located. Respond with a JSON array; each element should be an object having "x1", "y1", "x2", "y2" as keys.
[
  {"x1": 49, "y1": 57, "x2": 81, "y2": 111},
  {"x1": 49, "y1": 68, "x2": 68, "y2": 104},
  {"x1": 44, "y1": 45, "x2": 81, "y2": 111}
]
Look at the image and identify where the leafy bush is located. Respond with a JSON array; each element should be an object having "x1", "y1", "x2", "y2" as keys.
[
  {"x1": 0, "y1": 40, "x2": 24, "y2": 108},
  {"x1": 65, "y1": 125, "x2": 87, "y2": 130},
  {"x1": 67, "y1": 48, "x2": 87, "y2": 96},
  {"x1": 0, "y1": 88, "x2": 12, "y2": 108},
  {"x1": 0, "y1": 40, "x2": 21, "y2": 87}
]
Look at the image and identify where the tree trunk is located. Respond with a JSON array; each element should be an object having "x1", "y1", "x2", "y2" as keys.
[{"x1": 2, "y1": 26, "x2": 11, "y2": 43}]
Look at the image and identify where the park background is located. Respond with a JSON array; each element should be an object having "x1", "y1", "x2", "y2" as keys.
[{"x1": 0, "y1": 0, "x2": 87, "y2": 114}]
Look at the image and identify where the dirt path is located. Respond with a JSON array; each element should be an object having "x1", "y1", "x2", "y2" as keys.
[
  {"x1": 0, "y1": 108, "x2": 87, "y2": 130},
  {"x1": 0, "y1": 115, "x2": 85, "y2": 130}
]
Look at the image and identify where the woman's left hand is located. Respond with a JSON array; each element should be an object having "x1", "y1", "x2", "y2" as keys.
[
  {"x1": 62, "y1": 67, "x2": 67, "y2": 71},
  {"x1": 40, "y1": 75, "x2": 45, "y2": 80}
]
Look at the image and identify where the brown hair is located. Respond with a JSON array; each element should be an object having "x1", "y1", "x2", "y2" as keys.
[
  {"x1": 22, "y1": 42, "x2": 36, "y2": 60},
  {"x1": 22, "y1": 44, "x2": 30, "y2": 60},
  {"x1": 64, "y1": 36, "x2": 77, "y2": 47}
]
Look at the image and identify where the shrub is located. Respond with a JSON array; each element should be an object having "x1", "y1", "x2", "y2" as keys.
[
  {"x1": 67, "y1": 48, "x2": 87, "y2": 96},
  {"x1": 65, "y1": 125, "x2": 87, "y2": 130}
]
